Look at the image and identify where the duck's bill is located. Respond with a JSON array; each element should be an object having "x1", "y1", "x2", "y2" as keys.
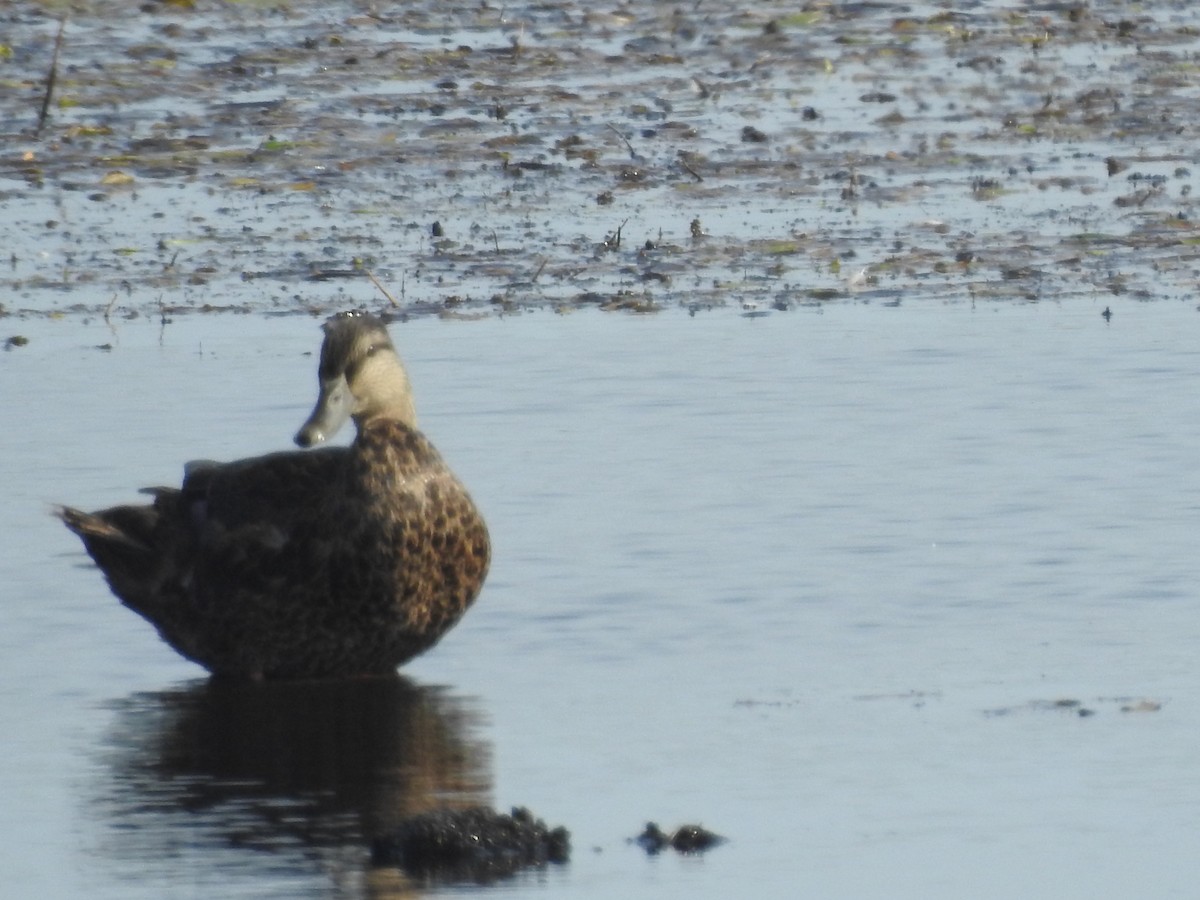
[{"x1": 295, "y1": 374, "x2": 354, "y2": 447}]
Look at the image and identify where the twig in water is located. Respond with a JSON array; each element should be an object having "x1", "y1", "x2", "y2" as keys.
[
  {"x1": 36, "y1": 16, "x2": 68, "y2": 136},
  {"x1": 602, "y1": 218, "x2": 629, "y2": 252},
  {"x1": 677, "y1": 152, "x2": 703, "y2": 182},
  {"x1": 606, "y1": 123, "x2": 637, "y2": 160},
  {"x1": 365, "y1": 270, "x2": 400, "y2": 308},
  {"x1": 157, "y1": 295, "x2": 171, "y2": 345}
]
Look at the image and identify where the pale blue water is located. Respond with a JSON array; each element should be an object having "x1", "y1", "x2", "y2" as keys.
[{"x1": 3, "y1": 302, "x2": 1200, "y2": 898}]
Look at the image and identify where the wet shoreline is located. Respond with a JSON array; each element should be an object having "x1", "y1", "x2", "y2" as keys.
[{"x1": 3, "y1": 1, "x2": 1200, "y2": 321}]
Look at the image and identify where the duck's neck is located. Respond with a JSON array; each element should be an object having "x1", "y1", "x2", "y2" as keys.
[{"x1": 352, "y1": 353, "x2": 417, "y2": 433}]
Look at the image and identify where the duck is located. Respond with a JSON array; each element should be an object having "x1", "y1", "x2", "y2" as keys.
[{"x1": 57, "y1": 310, "x2": 490, "y2": 679}]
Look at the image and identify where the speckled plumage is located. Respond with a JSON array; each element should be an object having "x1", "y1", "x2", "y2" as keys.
[{"x1": 58, "y1": 312, "x2": 490, "y2": 679}]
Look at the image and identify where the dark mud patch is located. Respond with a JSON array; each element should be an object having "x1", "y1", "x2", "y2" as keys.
[
  {"x1": 370, "y1": 805, "x2": 569, "y2": 885},
  {"x1": 4, "y1": 1, "x2": 1200, "y2": 320},
  {"x1": 633, "y1": 821, "x2": 725, "y2": 855}
]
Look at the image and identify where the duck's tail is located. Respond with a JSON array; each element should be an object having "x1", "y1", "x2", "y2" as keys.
[
  {"x1": 56, "y1": 503, "x2": 166, "y2": 615},
  {"x1": 58, "y1": 500, "x2": 217, "y2": 673}
]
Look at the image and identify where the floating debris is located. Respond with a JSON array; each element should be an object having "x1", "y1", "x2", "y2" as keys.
[
  {"x1": 371, "y1": 806, "x2": 570, "y2": 885},
  {"x1": 1120, "y1": 699, "x2": 1162, "y2": 713},
  {"x1": 983, "y1": 697, "x2": 1164, "y2": 718},
  {"x1": 633, "y1": 822, "x2": 725, "y2": 855}
]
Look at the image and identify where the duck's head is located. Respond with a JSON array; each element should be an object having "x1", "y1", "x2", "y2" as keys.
[{"x1": 294, "y1": 310, "x2": 416, "y2": 448}]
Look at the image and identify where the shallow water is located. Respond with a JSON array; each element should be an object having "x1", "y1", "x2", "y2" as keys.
[{"x1": 4, "y1": 302, "x2": 1200, "y2": 897}]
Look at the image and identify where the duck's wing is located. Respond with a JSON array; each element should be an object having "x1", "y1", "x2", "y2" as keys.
[{"x1": 182, "y1": 445, "x2": 349, "y2": 538}]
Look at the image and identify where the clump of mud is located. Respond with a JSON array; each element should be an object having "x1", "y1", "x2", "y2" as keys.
[
  {"x1": 370, "y1": 805, "x2": 569, "y2": 884},
  {"x1": 633, "y1": 821, "x2": 725, "y2": 854}
]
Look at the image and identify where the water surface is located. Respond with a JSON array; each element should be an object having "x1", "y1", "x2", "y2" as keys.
[{"x1": 4, "y1": 303, "x2": 1200, "y2": 897}]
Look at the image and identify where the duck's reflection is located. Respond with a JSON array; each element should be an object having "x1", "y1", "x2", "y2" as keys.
[{"x1": 92, "y1": 675, "x2": 491, "y2": 898}]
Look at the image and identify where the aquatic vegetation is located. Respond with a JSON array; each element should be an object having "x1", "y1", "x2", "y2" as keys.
[{"x1": 4, "y1": 0, "x2": 1200, "y2": 318}]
